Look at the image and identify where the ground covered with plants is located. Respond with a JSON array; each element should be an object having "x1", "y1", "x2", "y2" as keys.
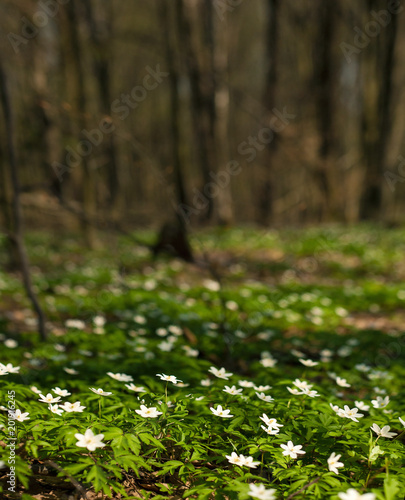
[{"x1": 0, "y1": 226, "x2": 404, "y2": 499}]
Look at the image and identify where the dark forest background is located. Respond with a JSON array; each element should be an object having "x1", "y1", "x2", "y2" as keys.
[{"x1": 1, "y1": 0, "x2": 405, "y2": 249}]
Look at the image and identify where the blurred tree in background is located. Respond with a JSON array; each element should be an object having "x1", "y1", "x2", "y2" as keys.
[{"x1": 1, "y1": 0, "x2": 404, "y2": 244}]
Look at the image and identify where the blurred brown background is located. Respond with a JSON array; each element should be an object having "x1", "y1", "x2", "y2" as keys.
[{"x1": 1, "y1": 0, "x2": 405, "y2": 245}]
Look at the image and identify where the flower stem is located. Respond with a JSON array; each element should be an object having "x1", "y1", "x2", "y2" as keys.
[
  {"x1": 260, "y1": 451, "x2": 264, "y2": 476},
  {"x1": 365, "y1": 469, "x2": 372, "y2": 488}
]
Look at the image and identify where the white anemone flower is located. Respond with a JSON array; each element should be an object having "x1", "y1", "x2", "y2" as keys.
[
  {"x1": 330, "y1": 403, "x2": 346, "y2": 417},
  {"x1": 225, "y1": 452, "x2": 260, "y2": 468},
  {"x1": 260, "y1": 425, "x2": 280, "y2": 435},
  {"x1": 327, "y1": 452, "x2": 344, "y2": 474},
  {"x1": 125, "y1": 383, "x2": 146, "y2": 392},
  {"x1": 0, "y1": 363, "x2": 20, "y2": 373},
  {"x1": 336, "y1": 377, "x2": 351, "y2": 387},
  {"x1": 52, "y1": 387, "x2": 71, "y2": 397},
  {"x1": 342, "y1": 406, "x2": 364, "y2": 422},
  {"x1": 253, "y1": 385, "x2": 272, "y2": 391},
  {"x1": 238, "y1": 380, "x2": 255, "y2": 388},
  {"x1": 75, "y1": 429, "x2": 105, "y2": 451},
  {"x1": 355, "y1": 364, "x2": 371, "y2": 372},
  {"x1": 48, "y1": 404, "x2": 64, "y2": 416},
  {"x1": 259, "y1": 414, "x2": 283, "y2": 429},
  {"x1": 10, "y1": 409, "x2": 30, "y2": 422},
  {"x1": 370, "y1": 423, "x2": 397, "y2": 439},
  {"x1": 90, "y1": 388, "x2": 112, "y2": 396},
  {"x1": 135, "y1": 405, "x2": 163, "y2": 418},
  {"x1": 256, "y1": 392, "x2": 274, "y2": 402},
  {"x1": 156, "y1": 374, "x2": 182, "y2": 385},
  {"x1": 338, "y1": 488, "x2": 376, "y2": 500},
  {"x1": 59, "y1": 401, "x2": 86, "y2": 412},
  {"x1": 260, "y1": 357, "x2": 277, "y2": 368},
  {"x1": 248, "y1": 483, "x2": 277, "y2": 500},
  {"x1": 223, "y1": 385, "x2": 243, "y2": 396},
  {"x1": 354, "y1": 401, "x2": 370, "y2": 411},
  {"x1": 64, "y1": 367, "x2": 79, "y2": 375},
  {"x1": 292, "y1": 379, "x2": 312, "y2": 391},
  {"x1": 107, "y1": 372, "x2": 133, "y2": 382},
  {"x1": 299, "y1": 359, "x2": 319, "y2": 367},
  {"x1": 371, "y1": 396, "x2": 390, "y2": 409},
  {"x1": 38, "y1": 393, "x2": 61, "y2": 404},
  {"x1": 280, "y1": 441, "x2": 305, "y2": 459},
  {"x1": 287, "y1": 387, "x2": 302, "y2": 395},
  {"x1": 208, "y1": 366, "x2": 232, "y2": 380},
  {"x1": 210, "y1": 405, "x2": 233, "y2": 418},
  {"x1": 302, "y1": 388, "x2": 320, "y2": 398}
]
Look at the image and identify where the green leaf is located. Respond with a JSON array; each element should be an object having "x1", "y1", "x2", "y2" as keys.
[
  {"x1": 65, "y1": 459, "x2": 94, "y2": 475},
  {"x1": 228, "y1": 415, "x2": 244, "y2": 430},
  {"x1": 87, "y1": 465, "x2": 108, "y2": 493},
  {"x1": 113, "y1": 454, "x2": 140, "y2": 473},
  {"x1": 369, "y1": 445, "x2": 384, "y2": 463},
  {"x1": 139, "y1": 433, "x2": 165, "y2": 450},
  {"x1": 138, "y1": 432, "x2": 151, "y2": 445},
  {"x1": 126, "y1": 433, "x2": 141, "y2": 455},
  {"x1": 163, "y1": 460, "x2": 184, "y2": 468},
  {"x1": 103, "y1": 427, "x2": 124, "y2": 440},
  {"x1": 384, "y1": 477, "x2": 401, "y2": 500},
  {"x1": 111, "y1": 434, "x2": 128, "y2": 450}
]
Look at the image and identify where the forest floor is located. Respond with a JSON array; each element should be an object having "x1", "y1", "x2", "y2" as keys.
[{"x1": 0, "y1": 225, "x2": 405, "y2": 499}]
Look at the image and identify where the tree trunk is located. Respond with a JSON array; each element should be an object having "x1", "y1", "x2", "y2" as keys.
[
  {"x1": 359, "y1": 0, "x2": 398, "y2": 220},
  {"x1": 0, "y1": 62, "x2": 47, "y2": 341},
  {"x1": 161, "y1": 0, "x2": 188, "y2": 212},
  {"x1": 152, "y1": 0, "x2": 193, "y2": 261},
  {"x1": 211, "y1": 0, "x2": 234, "y2": 225},
  {"x1": 178, "y1": 0, "x2": 216, "y2": 222},
  {"x1": 66, "y1": 0, "x2": 98, "y2": 247},
  {"x1": 82, "y1": 0, "x2": 120, "y2": 213},
  {"x1": 258, "y1": 0, "x2": 279, "y2": 226},
  {"x1": 0, "y1": 138, "x2": 19, "y2": 269},
  {"x1": 31, "y1": 28, "x2": 64, "y2": 202},
  {"x1": 314, "y1": 0, "x2": 337, "y2": 221}
]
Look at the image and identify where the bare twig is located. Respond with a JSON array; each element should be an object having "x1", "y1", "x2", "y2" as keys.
[{"x1": 43, "y1": 460, "x2": 89, "y2": 500}]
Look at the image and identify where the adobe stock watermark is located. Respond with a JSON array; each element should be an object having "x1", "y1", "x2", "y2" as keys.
[
  {"x1": 52, "y1": 65, "x2": 169, "y2": 182},
  {"x1": 6, "y1": 390, "x2": 17, "y2": 493},
  {"x1": 373, "y1": 333, "x2": 405, "y2": 369},
  {"x1": 384, "y1": 155, "x2": 405, "y2": 192},
  {"x1": 8, "y1": 0, "x2": 71, "y2": 54},
  {"x1": 214, "y1": 0, "x2": 245, "y2": 21},
  {"x1": 340, "y1": 0, "x2": 403, "y2": 64},
  {"x1": 176, "y1": 107, "x2": 296, "y2": 224}
]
